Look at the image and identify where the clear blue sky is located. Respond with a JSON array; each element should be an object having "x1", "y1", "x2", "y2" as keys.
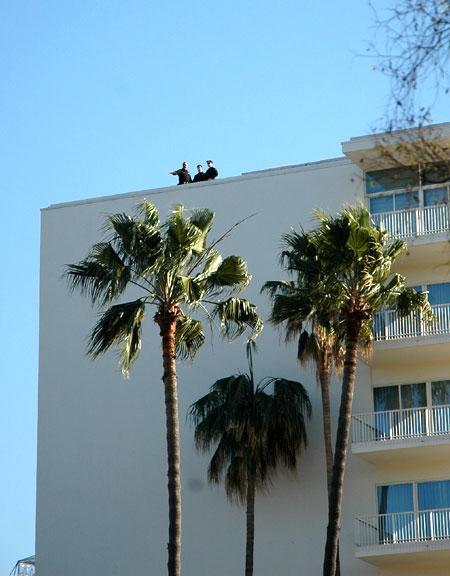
[{"x1": 1, "y1": 1, "x2": 448, "y2": 572}]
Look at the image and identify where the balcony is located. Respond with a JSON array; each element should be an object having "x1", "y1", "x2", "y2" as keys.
[
  {"x1": 355, "y1": 509, "x2": 450, "y2": 565},
  {"x1": 352, "y1": 405, "x2": 450, "y2": 462},
  {"x1": 374, "y1": 304, "x2": 450, "y2": 342},
  {"x1": 370, "y1": 303, "x2": 450, "y2": 366},
  {"x1": 371, "y1": 204, "x2": 449, "y2": 240}
]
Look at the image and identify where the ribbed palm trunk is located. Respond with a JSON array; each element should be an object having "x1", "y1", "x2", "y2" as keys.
[
  {"x1": 318, "y1": 349, "x2": 334, "y2": 500},
  {"x1": 317, "y1": 350, "x2": 340, "y2": 576},
  {"x1": 245, "y1": 476, "x2": 256, "y2": 576},
  {"x1": 158, "y1": 310, "x2": 182, "y2": 576},
  {"x1": 323, "y1": 320, "x2": 360, "y2": 576}
]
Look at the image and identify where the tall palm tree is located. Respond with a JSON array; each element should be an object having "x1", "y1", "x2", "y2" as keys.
[
  {"x1": 65, "y1": 201, "x2": 262, "y2": 576},
  {"x1": 188, "y1": 341, "x2": 311, "y2": 576},
  {"x1": 263, "y1": 231, "x2": 344, "y2": 576},
  {"x1": 263, "y1": 230, "x2": 344, "y2": 499},
  {"x1": 305, "y1": 204, "x2": 432, "y2": 576}
]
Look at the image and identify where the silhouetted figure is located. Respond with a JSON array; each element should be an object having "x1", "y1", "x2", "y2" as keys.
[
  {"x1": 193, "y1": 165, "x2": 205, "y2": 183},
  {"x1": 170, "y1": 162, "x2": 192, "y2": 185},
  {"x1": 204, "y1": 160, "x2": 218, "y2": 180}
]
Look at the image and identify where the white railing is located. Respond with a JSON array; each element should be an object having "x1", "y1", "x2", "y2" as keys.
[
  {"x1": 355, "y1": 508, "x2": 450, "y2": 547},
  {"x1": 371, "y1": 204, "x2": 449, "y2": 239},
  {"x1": 352, "y1": 404, "x2": 450, "y2": 444},
  {"x1": 373, "y1": 303, "x2": 450, "y2": 341}
]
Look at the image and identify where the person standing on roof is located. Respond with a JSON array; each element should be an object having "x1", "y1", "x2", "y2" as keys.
[
  {"x1": 193, "y1": 164, "x2": 205, "y2": 183},
  {"x1": 204, "y1": 160, "x2": 218, "y2": 180},
  {"x1": 170, "y1": 162, "x2": 192, "y2": 185}
]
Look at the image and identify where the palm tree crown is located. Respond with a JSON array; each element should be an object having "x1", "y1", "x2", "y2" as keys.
[
  {"x1": 65, "y1": 201, "x2": 262, "y2": 576},
  {"x1": 189, "y1": 342, "x2": 311, "y2": 576},
  {"x1": 305, "y1": 204, "x2": 432, "y2": 576}
]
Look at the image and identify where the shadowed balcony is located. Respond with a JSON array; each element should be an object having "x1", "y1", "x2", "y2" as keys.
[{"x1": 355, "y1": 509, "x2": 450, "y2": 564}]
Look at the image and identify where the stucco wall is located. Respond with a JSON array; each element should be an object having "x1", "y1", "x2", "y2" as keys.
[{"x1": 37, "y1": 159, "x2": 381, "y2": 575}]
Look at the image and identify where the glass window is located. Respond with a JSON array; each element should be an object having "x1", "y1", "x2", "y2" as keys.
[
  {"x1": 378, "y1": 483, "x2": 413, "y2": 514},
  {"x1": 370, "y1": 195, "x2": 393, "y2": 214},
  {"x1": 428, "y1": 283, "x2": 450, "y2": 305},
  {"x1": 418, "y1": 480, "x2": 450, "y2": 510},
  {"x1": 424, "y1": 186, "x2": 448, "y2": 206},
  {"x1": 374, "y1": 386, "x2": 399, "y2": 412},
  {"x1": 377, "y1": 483, "x2": 414, "y2": 544},
  {"x1": 366, "y1": 166, "x2": 420, "y2": 195},
  {"x1": 401, "y1": 383, "x2": 426, "y2": 409},
  {"x1": 432, "y1": 381, "x2": 450, "y2": 406},
  {"x1": 395, "y1": 191, "x2": 419, "y2": 210},
  {"x1": 421, "y1": 161, "x2": 450, "y2": 185}
]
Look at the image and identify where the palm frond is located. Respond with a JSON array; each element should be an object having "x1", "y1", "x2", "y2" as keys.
[
  {"x1": 137, "y1": 199, "x2": 160, "y2": 228},
  {"x1": 87, "y1": 300, "x2": 146, "y2": 376},
  {"x1": 189, "y1": 207, "x2": 215, "y2": 240},
  {"x1": 65, "y1": 255, "x2": 130, "y2": 307},
  {"x1": 175, "y1": 317, "x2": 205, "y2": 361},
  {"x1": 214, "y1": 297, "x2": 263, "y2": 341},
  {"x1": 396, "y1": 287, "x2": 434, "y2": 322},
  {"x1": 205, "y1": 255, "x2": 251, "y2": 292}
]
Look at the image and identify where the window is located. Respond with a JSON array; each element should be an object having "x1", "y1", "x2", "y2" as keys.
[
  {"x1": 366, "y1": 166, "x2": 420, "y2": 195},
  {"x1": 373, "y1": 380, "x2": 450, "y2": 439},
  {"x1": 377, "y1": 480, "x2": 450, "y2": 543},
  {"x1": 366, "y1": 162, "x2": 450, "y2": 237}
]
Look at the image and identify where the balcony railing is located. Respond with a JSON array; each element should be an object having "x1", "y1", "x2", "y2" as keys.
[
  {"x1": 373, "y1": 303, "x2": 450, "y2": 341},
  {"x1": 352, "y1": 404, "x2": 450, "y2": 444},
  {"x1": 355, "y1": 508, "x2": 450, "y2": 548},
  {"x1": 371, "y1": 204, "x2": 449, "y2": 239}
]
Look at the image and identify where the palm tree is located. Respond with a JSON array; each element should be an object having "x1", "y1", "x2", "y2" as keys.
[
  {"x1": 65, "y1": 201, "x2": 262, "y2": 576},
  {"x1": 304, "y1": 204, "x2": 432, "y2": 576},
  {"x1": 263, "y1": 230, "x2": 344, "y2": 499},
  {"x1": 263, "y1": 231, "x2": 344, "y2": 576},
  {"x1": 188, "y1": 341, "x2": 311, "y2": 576}
]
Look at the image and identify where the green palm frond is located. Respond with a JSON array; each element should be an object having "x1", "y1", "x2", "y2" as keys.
[
  {"x1": 194, "y1": 249, "x2": 222, "y2": 282},
  {"x1": 178, "y1": 276, "x2": 204, "y2": 303},
  {"x1": 165, "y1": 204, "x2": 205, "y2": 258},
  {"x1": 87, "y1": 299, "x2": 146, "y2": 376},
  {"x1": 107, "y1": 212, "x2": 162, "y2": 274},
  {"x1": 175, "y1": 317, "x2": 205, "y2": 361},
  {"x1": 65, "y1": 256, "x2": 130, "y2": 307},
  {"x1": 206, "y1": 255, "x2": 251, "y2": 291},
  {"x1": 214, "y1": 297, "x2": 263, "y2": 341},
  {"x1": 189, "y1": 207, "x2": 215, "y2": 240},
  {"x1": 396, "y1": 287, "x2": 434, "y2": 323},
  {"x1": 137, "y1": 199, "x2": 160, "y2": 228}
]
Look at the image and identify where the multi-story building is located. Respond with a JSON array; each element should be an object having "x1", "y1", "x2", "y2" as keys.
[{"x1": 37, "y1": 123, "x2": 450, "y2": 575}]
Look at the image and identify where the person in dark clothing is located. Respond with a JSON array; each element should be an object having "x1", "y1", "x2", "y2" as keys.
[
  {"x1": 204, "y1": 160, "x2": 218, "y2": 180},
  {"x1": 170, "y1": 162, "x2": 192, "y2": 185},
  {"x1": 193, "y1": 164, "x2": 205, "y2": 183}
]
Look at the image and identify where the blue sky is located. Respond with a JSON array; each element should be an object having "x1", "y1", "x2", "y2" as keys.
[{"x1": 1, "y1": 1, "x2": 448, "y2": 572}]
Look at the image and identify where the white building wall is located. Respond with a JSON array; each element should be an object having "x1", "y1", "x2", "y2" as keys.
[{"x1": 37, "y1": 158, "x2": 378, "y2": 575}]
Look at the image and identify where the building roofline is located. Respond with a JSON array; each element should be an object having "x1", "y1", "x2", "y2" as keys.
[{"x1": 42, "y1": 155, "x2": 351, "y2": 212}]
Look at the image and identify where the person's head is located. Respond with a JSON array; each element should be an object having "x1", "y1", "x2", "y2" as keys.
[
  {"x1": 197, "y1": 164, "x2": 203, "y2": 172},
  {"x1": 206, "y1": 160, "x2": 213, "y2": 167},
  {"x1": 183, "y1": 162, "x2": 188, "y2": 169}
]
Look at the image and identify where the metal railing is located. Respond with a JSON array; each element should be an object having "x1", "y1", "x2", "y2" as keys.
[
  {"x1": 352, "y1": 404, "x2": 450, "y2": 444},
  {"x1": 371, "y1": 204, "x2": 449, "y2": 239},
  {"x1": 355, "y1": 508, "x2": 450, "y2": 547},
  {"x1": 373, "y1": 303, "x2": 449, "y2": 341}
]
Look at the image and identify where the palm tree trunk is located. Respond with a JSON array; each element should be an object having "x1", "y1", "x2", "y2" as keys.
[
  {"x1": 159, "y1": 312, "x2": 182, "y2": 576},
  {"x1": 318, "y1": 351, "x2": 334, "y2": 499},
  {"x1": 245, "y1": 476, "x2": 256, "y2": 576},
  {"x1": 323, "y1": 322, "x2": 360, "y2": 576},
  {"x1": 318, "y1": 351, "x2": 340, "y2": 576}
]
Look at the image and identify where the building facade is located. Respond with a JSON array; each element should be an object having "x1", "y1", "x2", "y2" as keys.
[{"x1": 37, "y1": 124, "x2": 450, "y2": 575}]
